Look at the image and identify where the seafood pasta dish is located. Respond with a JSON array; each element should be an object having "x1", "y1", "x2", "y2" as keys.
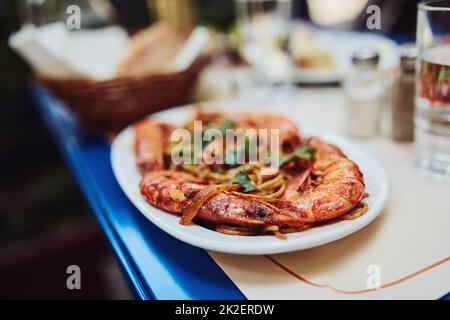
[{"x1": 135, "y1": 111, "x2": 368, "y2": 239}]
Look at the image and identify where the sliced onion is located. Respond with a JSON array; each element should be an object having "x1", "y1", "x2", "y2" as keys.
[
  {"x1": 180, "y1": 184, "x2": 240, "y2": 225},
  {"x1": 340, "y1": 202, "x2": 369, "y2": 221},
  {"x1": 294, "y1": 168, "x2": 311, "y2": 191}
]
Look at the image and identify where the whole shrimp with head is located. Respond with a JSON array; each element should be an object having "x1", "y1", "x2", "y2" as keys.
[{"x1": 135, "y1": 111, "x2": 367, "y2": 239}]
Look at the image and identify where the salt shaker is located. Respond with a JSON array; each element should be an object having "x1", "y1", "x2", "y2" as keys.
[
  {"x1": 344, "y1": 48, "x2": 384, "y2": 138},
  {"x1": 391, "y1": 44, "x2": 418, "y2": 142}
]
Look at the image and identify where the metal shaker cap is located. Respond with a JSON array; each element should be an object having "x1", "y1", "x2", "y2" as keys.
[
  {"x1": 352, "y1": 48, "x2": 380, "y2": 68},
  {"x1": 400, "y1": 43, "x2": 418, "y2": 71}
]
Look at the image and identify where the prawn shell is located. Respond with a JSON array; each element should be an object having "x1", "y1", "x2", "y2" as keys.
[{"x1": 137, "y1": 114, "x2": 366, "y2": 229}]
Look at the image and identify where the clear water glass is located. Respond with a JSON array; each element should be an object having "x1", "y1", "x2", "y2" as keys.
[
  {"x1": 415, "y1": 1, "x2": 450, "y2": 179},
  {"x1": 234, "y1": 0, "x2": 294, "y2": 85}
]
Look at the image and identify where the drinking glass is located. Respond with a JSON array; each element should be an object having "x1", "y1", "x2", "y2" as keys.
[
  {"x1": 415, "y1": 0, "x2": 450, "y2": 178},
  {"x1": 234, "y1": 0, "x2": 294, "y2": 85}
]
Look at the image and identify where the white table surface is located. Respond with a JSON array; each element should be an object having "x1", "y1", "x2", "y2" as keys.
[{"x1": 208, "y1": 86, "x2": 450, "y2": 300}]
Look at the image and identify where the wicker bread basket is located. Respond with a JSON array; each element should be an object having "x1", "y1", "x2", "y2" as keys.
[{"x1": 38, "y1": 56, "x2": 209, "y2": 134}]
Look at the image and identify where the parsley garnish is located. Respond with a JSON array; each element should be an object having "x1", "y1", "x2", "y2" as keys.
[
  {"x1": 218, "y1": 119, "x2": 236, "y2": 135},
  {"x1": 225, "y1": 137, "x2": 255, "y2": 166},
  {"x1": 203, "y1": 119, "x2": 236, "y2": 148},
  {"x1": 229, "y1": 171, "x2": 256, "y2": 193},
  {"x1": 279, "y1": 146, "x2": 315, "y2": 168},
  {"x1": 206, "y1": 119, "x2": 236, "y2": 135}
]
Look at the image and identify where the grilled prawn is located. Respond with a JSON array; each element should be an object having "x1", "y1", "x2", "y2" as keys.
[
  {"x1": 134, "y1": 118, "x2": 175, "y2": 173},
  {"x1": 280, "y1": 138, "x2": 365, "y2": 223},
  {"x1": 193, "y1": 111, "x2": 301, "y2": 153},
  {"x1": 135, "y1": 111, "x2": 366, "y2": 236},
  {"x1": 140, "y1": 170, "x2": 308, "y2": 228}
]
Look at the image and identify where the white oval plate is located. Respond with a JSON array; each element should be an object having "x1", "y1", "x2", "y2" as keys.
[
  {"x1": 111, "y1": 102, "x2": 389, "y2": 255},
  {"x1": 292, "y1": 29, "x2": 400, "y2": 84}
]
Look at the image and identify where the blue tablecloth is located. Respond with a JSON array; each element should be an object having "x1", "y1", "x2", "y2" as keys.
[{"x1": 30, "y1": 84, "x2": 449, "y2": 300}]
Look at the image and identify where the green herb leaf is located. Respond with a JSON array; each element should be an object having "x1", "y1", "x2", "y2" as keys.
[
  {"x1": 225, "y1": 137, "x2": 253, "y2": 166},
  {"x1": 203, "y1": 119, "x2": 236, "y2": 148},
  {"x1": 219, "y1": 119, "x2": 236, "y2": 135},
  {"x1": 279, "y1": 146, "x2": 315, "y2": 168},
  {"x1": 207, "y1": 119, "x2": 236, "y2": 135},
  {"x1": 230, "y1": 171, "x2": 256, "y2": 193}
]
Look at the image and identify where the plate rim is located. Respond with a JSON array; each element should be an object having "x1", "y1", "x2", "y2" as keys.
[{"x1": 111, "y1": 102, "x2": 389, "y2": 255}]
